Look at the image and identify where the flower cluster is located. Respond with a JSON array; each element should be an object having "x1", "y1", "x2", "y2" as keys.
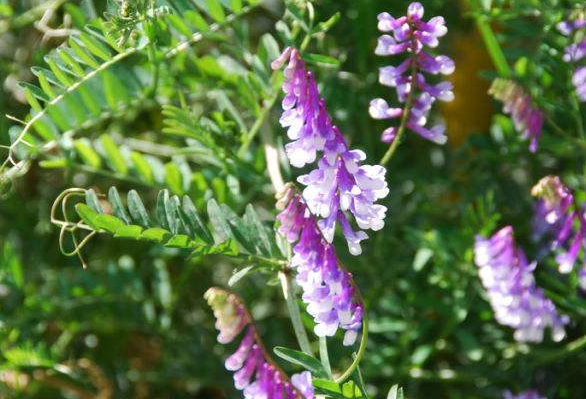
[
  {"x1": 369, "y1": 2, "x2": 454, "y2": 145},
  {"x1": 531, "y1": 176, "x2": 586, "y2": 288},
  {"x1": 474, "y1": 226, "x2": 569, "y2": 342},
  {"x1": 205, "y1": 288, "x2": 315, "y2": 399},
  {"x1": 558, "y1": 13, "x2": 586, "y2": 101},
  {"x1": 504, "y1": 390, "x2": 547, "y2": 399},
  {"x1": 277, "y1": 187, "x2": 364, "y2": 346},
  {"x1": 272, "y1": 47, "x2": 389, "y2": 256},
  {"x1": 488, "y1": 78, "x2": 544, "y2": 153}
]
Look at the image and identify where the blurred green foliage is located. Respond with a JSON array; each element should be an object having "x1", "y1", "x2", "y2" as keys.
[{"x1": 1, "y1": 0, "x2": 586, "y2": 398}]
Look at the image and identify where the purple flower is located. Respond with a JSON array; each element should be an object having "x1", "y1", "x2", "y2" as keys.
[
  {"x1": 531, "y1": 175, "x2": 574, "y2": 242},
  {"x1": 474, "y1": 226, "x2": 569, "y2": 342},
  {"x1": 370, "y1": 2, "x2": 454, "y2": 145},
  {"x1": 291, "y1": 372, "x2": 315, "y2": 399},
  {"x1": 205, "y1": 288, "x2": 311, "y2": 399},
  {"x1": 558, "y1": 15, "x2": 586, "y2": 101},
  {"x1": 489, "y1": 78, "x2": 544, "y2": 152},
  {"x1": 277, "y1": 189, "x2": 363, "y2": 346},
  {"x1": 272, "y1": 47, "x2": 389, "y2": 256},
  {"x1": 531, "y1": 176, "x2": 586, "y2": 286},
  {"x1": 504, "y1": 390, "x2": 547, "y2": 399}
]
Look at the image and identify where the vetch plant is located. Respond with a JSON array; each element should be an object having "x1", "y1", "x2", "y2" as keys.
[
  {"x1": 489, "y1": 78, "x2": 544, "y2": 153},
  {"x1": 205, "y1": 288, "x2": 314, "y2": 399},
  {"x1": 3, "y1": 0, "x2": 586, "y2": 398},
  {"x1": 474, "y1": 226, "x2": 569, "y2": 343},
  {"x1": 369, "y1": 2, "x2": 454, "y2": 164},
  {"x1": 272, "y1": 47, "x2": 389, "y2": 256},
  {"x1": 558, "y1": 11, "x2": 586, "y2": 101},
  {"x1": 532, "y1": 176, "x2": 586, "y2": 288}
]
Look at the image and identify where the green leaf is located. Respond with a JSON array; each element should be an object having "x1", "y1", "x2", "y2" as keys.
[
  {"x1": 142, "y1": 227, "x2": 171, "y2": 243},
  {"x1": 76, "y1": 33, "x2": 111, "y2": 61},
  {"x1": 100, "y1": 134, "x2": 128, "y2": 175},
  {"x1": 412, "y1": 247, "x2": 433, "y2": 272},
  {"x1": 273, "y1": 347, "x2": 328, "y2": 379},
  {"x1": 260, "y1": 34, "x2": 280, "y2": 66},
  {"x1": 75, "y1": 203, "x2": 101, "y2": 229},
  {"x1": 220, "y1": 204, "x2": 256, "y2": 253},
  {"x1": 184, "y1": 10, "x2": 210, "y2": 32},
  {"x1": 40, "y1": 158, "x2": 67, "y2": 169},
  {"x1": 314, "y1": 12, "x2": 341, "y2": 33},
  {"x1": 74, "y1": 139, "x2": 102, "y2": 169},
  {"x1": 206, "y1": 199, "x2": 233, "y2": 244},
  {"x1": 164, "y1": 194, "x2": 182, "y2": 234},
  {"x1": 313, "y1": 379, "x2": 363, "y2": 399},
  {"x1": 69, "y1": 37, "x2": 99, "y2": 68},
  {"x1": 130, "y1": 152, "x2": 154, "y2": 184},
  {"x1": 94, "y1": 214, "x2": 126, "y2": 233},
  {"x1": 228, "y1": 265, "x2": 255, "y2": 286},
  {"x1": 304, "y1": 53, "x2": 340, "y2": 67},
  {"x1": 127, "y1": 190, "x2": 152, "y2": 227},
  {"x1": 164, "y1": 162, "x2": 184, "y2": 195},
  {"x1": 342, "y1": 381, "x2": 363, "y2": 398},
  {"x1": 113, "y1": 225, "x2": 143, "y2": 239},
  {"x1": 85, "y1": 189, "x2": 103, "y2": 213},
  {"x1": 182, "y1": 196, "x2": 214, "y2": 244},
  {"x1": 103, "y1": 71, "x2": 129, "y2": 108},
  {"x1": 387, "y1": 385, "x2": 404, "y2": 399},
  {"x1": 166, "y1": 14, "x2": 193, "y2": 37},
  {"x1": 243, "y1": 204, "x2": 274, "y2": 257},
  {"x1": 230, "y1": 0, "x2": 242, "y2": 12},
  {"x1": 156, "y1": 189, "x2": 171, "y2": 230},
  {"x1": 165, "y1": 234, "x2": 192, "y2": 248},
  {"x1": 108, "y1": 186, "x2": 132, "y2": 224},
  {"x1": 205, "y1": 0, "x2": 226, "y2": 22}
]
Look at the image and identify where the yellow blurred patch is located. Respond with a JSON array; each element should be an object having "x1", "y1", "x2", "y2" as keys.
[{"x1": 441, "y1": 29, "x2": 493, "y2": 147}]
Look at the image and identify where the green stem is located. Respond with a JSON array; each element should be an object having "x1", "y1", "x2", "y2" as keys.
[
  {"x1": 319, "y1": 337, "x2": 333, "y2": 378},
  {"x1": 468, "y1": 0, "x2": 512, "y2": 78},
  {"x1": 379, "y1": 102, "x2": 411, "y2": 166},
  {"x1": 467, "y1": 0, "x2": 512, "y2": 78},
  {"x1": 334, "y1": 314, "x2": 368, "y2": 384},
  {"x1": 238, "y1": 89, "x2": 280, "y2": 158},
  {"x1": 570, "y1": 93, "x2": 585, "y2": 139},
  {"x1": 379, "y1": 47, "x2": 418, "y2": 166},
  {"x1": 146, "y1": 44, "x2": 160, "y2": 98},
  {"x1": 278, "y1": 271, "x2": 313, "y2": 356},
  {"x1": 536, "y1": 332, "x2": 586, "y2": 365}
]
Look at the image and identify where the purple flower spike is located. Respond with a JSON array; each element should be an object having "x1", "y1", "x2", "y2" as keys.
[
  {"x1": 277, "y1": 188, "x2": 364, "y2": 346},
  {"x1": 504, "y1": 390, "x2": 547, "y2": 399},
  {"x1": 474, "y1": 226, "x2": 569, "y2": 343},
  {"x1": 272, "y1": 48, "x2": 389, "y2": 256},
  {"x1": 558, "y1": 14, "x2": 586, "y2": 101},
  {"x1": 371, "y1": 2, "x2": 454, "y2": 145},
  {"x1": 489, "y1": 78, "x2": 544, "y2": 153},
  {"x1": 532, "y1": 176, "x2": 586, "y2": 280},
  {"x1": 205, "y1": 288, "x2": 312, "y2": 399}
]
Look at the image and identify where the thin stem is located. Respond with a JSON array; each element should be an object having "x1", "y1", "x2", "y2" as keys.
[
  {"x1": 278, "y1": 271, "x2": 313, "y2": 355},
  {"x1": 467, "y1": 0, "x2": 512, "y2": 78},
  {"x1": 536, "y1": 332, "x2": 586, "y2": 365},
  {"x1": 570, "y1": 93, "x2": 585, "y2": 139},
  {"x1": 238, "y1": 89, "x2": 280, "y2": 158},
  {"x1": 334, "y1": 314, "x2": 369, "y2": 384},
  {"x1": 379, "y1": 97, "x2": 412, "y2": 165},
  {"x1": 319, "y1": 336, "x2": 333, "y2": 379},
  {"x1": 379, "y1": 45, "x2": 419, "y2": 166}
]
